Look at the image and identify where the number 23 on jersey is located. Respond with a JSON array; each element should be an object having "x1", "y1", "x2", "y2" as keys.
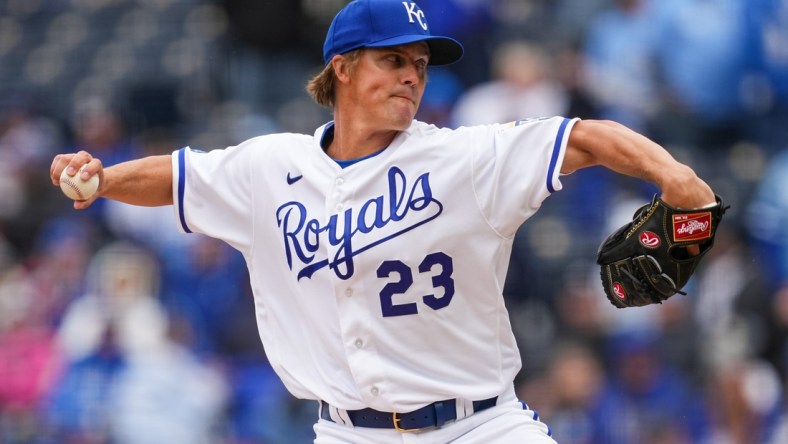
[{"x1": 376, "y1": 252, "x2": 455, "y2": 317}]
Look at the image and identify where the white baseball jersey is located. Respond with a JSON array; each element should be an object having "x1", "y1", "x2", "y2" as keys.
[{"x1": 171, "y1": 117, "x2": 577, "y2": 413}]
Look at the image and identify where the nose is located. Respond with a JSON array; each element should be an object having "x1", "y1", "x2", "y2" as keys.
[{"x1": 401, "y1": 62, "x2": 422, "y2": 86}]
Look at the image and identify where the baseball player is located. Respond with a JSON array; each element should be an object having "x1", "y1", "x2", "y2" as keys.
[{"x1": 50, "y1": 0, "x2": 717, "y2": 442}]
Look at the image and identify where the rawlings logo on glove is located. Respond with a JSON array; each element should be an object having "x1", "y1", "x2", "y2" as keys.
[{"x1": 596, "y1": 195, "x2": 727, "y2": 308}]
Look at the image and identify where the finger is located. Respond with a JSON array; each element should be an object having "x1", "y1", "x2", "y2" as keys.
[
  {"x1": 79, "y1": 158, "x2": 103, "y2": 180},
  {"x1": 686, "y1": 244, "x2": 700, "y2": 256},
  {"x1": 50, "y1": 153, "x2": 75, "y2": 185},
  {"x1": 60, "y1": 151, "x2": 95, "y2": 179},
  {"x1": 67, "y1": 151, "x2": 95, "y2": 174},
  {"x1": 73, "y1": 187, "x2": 103, "y2": 210},
  {"x1": 74, "y1": 199, "x2": 91, "y2": 210}
]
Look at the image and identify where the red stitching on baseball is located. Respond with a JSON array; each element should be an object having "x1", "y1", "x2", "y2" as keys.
[{"x1": 63, "y1": 178, "x2": 85, "y2": 200}]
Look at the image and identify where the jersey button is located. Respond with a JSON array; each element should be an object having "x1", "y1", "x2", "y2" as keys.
[
  {"x1": 335, "y1": 203, "x2": 344, "y2": 211},
  {"x1": 354, "y1": 339, "x2": 363, "y2": 349},
  {"x1": 370, "y1": 387, "x2": 379, "y2": 396},
  {"x1": 336, "y1": 178, "x2": 344, "y2": 185},
  {"x1": 345, "y1": 288, "x2": 353, "y2": 297}
]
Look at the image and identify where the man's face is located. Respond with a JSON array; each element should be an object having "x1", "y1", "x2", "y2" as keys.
[{"x1": 344, "y1": 43, "x2": 430, "y2": 131}]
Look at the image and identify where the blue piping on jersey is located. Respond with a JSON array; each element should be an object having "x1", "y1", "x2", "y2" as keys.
[
  {"x1": 321, "y1": 121, "x2": 387, "y2": 168},
  {"x1": 334, "y1": 148, "x2": 387, "y2": 168},
  {"x1": 546, "y1": 118, "x2": 570, "y2": 193},
  {"x1": 177, "y1": 148, "x2": 192, "y2": 233}
]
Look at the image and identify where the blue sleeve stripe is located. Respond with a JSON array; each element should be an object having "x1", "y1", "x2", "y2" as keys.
[
  {"x1": 546, "y1": 117, "x2": 570, "y2": 194},
  {"x1": 177, "y1": 148, "x2": 192, "y2": 233}
]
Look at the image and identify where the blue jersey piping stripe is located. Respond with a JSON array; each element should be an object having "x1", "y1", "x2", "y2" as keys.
[
  {"x1": 547, "y1": 118, "x2": 570, "y2": 194},
  {"x1": 177, "y1": 148, "x2": 192, "y2": 233}
]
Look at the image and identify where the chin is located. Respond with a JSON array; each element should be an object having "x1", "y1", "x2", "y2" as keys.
[
  {"x1": 391, "y1": 110, "x2": 417, "y2": 129},
  {"x1": 396, "y1": 116, "x2": 414, "y2": 128},
  {"x1": 383, "y1": 100, "x2": 416, "y2": 125}
]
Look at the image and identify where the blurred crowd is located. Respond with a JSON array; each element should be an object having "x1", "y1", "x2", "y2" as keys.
[{"x1": 1, "y1": 0, "x2": 788, "y2": 443}]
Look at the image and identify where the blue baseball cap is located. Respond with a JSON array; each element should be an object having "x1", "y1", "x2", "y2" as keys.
[{"x1": 323, "y1": 0, "x2": 464, "y2": 66}]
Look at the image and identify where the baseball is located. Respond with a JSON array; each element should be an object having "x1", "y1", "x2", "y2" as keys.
[{"x1": 60, "y1": 164, "x2": 99, "y2": 201}]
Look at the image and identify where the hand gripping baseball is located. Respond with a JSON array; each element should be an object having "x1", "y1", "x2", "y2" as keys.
[
  {"x1": 51, "y1": 152, "x2": 104, "y2": 209},
  {"x1": 596, "y1": 194, "x2": 728, "y2": 308}
]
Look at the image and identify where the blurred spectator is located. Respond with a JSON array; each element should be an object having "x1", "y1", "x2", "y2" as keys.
[
  {"x1": 226, "y1": 357, "x2": 316, "y2": 444},
  {"x1": 0, "y1": 96, "x2": 61, "y2": 175},
  {"x1": 158, "y1": 235, "x2": 250, "y2": 357},
  {"x1": 43, "y1": 241, "x2": 161, "y2": 442},
  {"x1": 48, "y1": 241, "x2": 228, "y2": 443},
  {"x1": 553, "y1": 0, "x2": 617, "y2": 44},
  {"x1": 0, "y1": 97, "x2": 67, "y2": 253},
  {"x1": 747, "y1": 0, "x2": 788, "y2": 154},
  {"x1": 579, "y1": 0, "x2": 658, "y2": 133},
  {"x1": 707, "y1": 359, "x2": 784, "y2": 444},
  {"x1": 0, "y1": 99, "x2": 60, "y2": 220},
  {"x1": 651, "y1": 0, "x2": 752, "y2": 152},
  {"x1": 745, "y1": 149, "x2": 788, "y2": 289},
  {"x1": 42, "y1": 326, "x2": 124, "y2": 444},
  {"x1": 759, "y1": 285, "x2": 788, "y2": 384},
  {"x1": 553, "y1": 42, "x2": 599, "y2": 121},
  {"x1": 25, "y1": 216, "x2": 99, "y2": 328},
  {"x1": 542, "y1": 341, "x2": 605, "y2": 444},
  {"x1": 552, "y1": 261, "x2": 608, "y2": 352},
  {"x1": 0, "y1": 265, "x2": 62, "y2": 443},
  {"x1": 593, "y1": 331, "x2": 712, "y2": 444},
  {"x1": 54, "y1": 241, "x2": 165, "y2": 363},
  {"x1": 106, "y1": 341, "x2": 227, "y2": 444},
  {"x1": 451, "y1": 40, "x2": 568, "y2": 126}
]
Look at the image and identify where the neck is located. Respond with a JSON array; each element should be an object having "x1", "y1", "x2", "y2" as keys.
[{"x1": 326, "y1": 112, "x2": 402, "y2": 161}]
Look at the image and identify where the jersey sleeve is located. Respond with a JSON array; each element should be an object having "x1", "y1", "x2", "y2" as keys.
[
  {"x1": 171, "y1": 144, "x2": 255, "y2": 253},
  {"x1": 470, "y1": 117, "x2": 578, "y2": 237}
]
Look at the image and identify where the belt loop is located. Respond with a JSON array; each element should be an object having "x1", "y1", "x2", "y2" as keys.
[
  {"x1": 333, "y1": 405, "x2": 352, "y2": 426},
  {"x1": 455, "y1": 398, "x2": 473, "y2": 421},
  {"x1": 322, "y1": 402, "x2": 352, "y2": 426}
]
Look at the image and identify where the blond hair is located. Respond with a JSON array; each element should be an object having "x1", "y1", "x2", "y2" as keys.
[{"x1": 306, "y1": 50, "x2": 363, "y2": 108}]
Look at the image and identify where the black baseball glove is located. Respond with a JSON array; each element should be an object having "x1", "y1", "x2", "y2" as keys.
[{"x1": 596, "y1": 194, "x2": 727, "y2": 308}]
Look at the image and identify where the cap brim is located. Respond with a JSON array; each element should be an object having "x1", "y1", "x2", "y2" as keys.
[{"x1": 365, "y1": 35, "x2": 464, "y2": 66}]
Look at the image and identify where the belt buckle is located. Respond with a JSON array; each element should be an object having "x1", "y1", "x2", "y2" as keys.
[{"x1": 392, "y1": 412, "x2": 418, "y2": 433}]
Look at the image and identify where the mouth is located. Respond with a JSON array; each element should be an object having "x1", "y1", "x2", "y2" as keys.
[{"x1": 393, "y1": 95, "x2": 416, "y2": 106}]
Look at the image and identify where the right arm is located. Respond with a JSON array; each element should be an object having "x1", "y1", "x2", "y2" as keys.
[{"x1": 50, "y1": 151, "x2": 173, "y2": 210}]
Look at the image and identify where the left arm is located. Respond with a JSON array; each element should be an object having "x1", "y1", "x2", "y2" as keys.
[{"x1": 562, "y1": 119, "x2": 716, "y2": 209}]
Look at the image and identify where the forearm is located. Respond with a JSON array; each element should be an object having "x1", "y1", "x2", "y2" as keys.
[
  {"x1": 563, "y1": 120, "x2": 715, "y2": 208},
  {"x1": 102, "y1": 155, "x2": 173, "y2": 206}
]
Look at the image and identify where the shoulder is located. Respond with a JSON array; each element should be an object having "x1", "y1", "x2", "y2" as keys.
[
  {"x1": 182, "y1": 131, "x2": 317, "y2": 168},
  {"x1": 406, "y1": 119, "x2": 487, "y2": 138},
  {"x1": 209, "y1": 132, "x2": 316, "y2": 160},
  {"x1": 238, "y1": 131, "x2": 313, "y2": 148},
  {"x1": 402, "y1": 120, "x2": 486, "y2": 149}
]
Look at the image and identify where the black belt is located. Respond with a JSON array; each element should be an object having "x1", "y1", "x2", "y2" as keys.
[{"x1": 320, "y1": 396, "x2": 498, "y2": 432}]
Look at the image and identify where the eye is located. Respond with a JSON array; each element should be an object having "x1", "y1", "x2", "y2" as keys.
[{"x1": 385, "y1": 54, "x2": 403, "y2": 66}]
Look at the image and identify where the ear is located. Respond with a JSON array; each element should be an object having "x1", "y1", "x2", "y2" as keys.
[{"x1": 332, "y1": 55, "x2": 352, "y2": 84}]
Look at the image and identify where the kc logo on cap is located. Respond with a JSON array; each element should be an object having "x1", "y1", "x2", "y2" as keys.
[
  {"x1": 323, "y1": 0, "x2": 464, "y2": 66},
  {"x1": 402, "y1": 2, "x2": 428, "y2": 31}
]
